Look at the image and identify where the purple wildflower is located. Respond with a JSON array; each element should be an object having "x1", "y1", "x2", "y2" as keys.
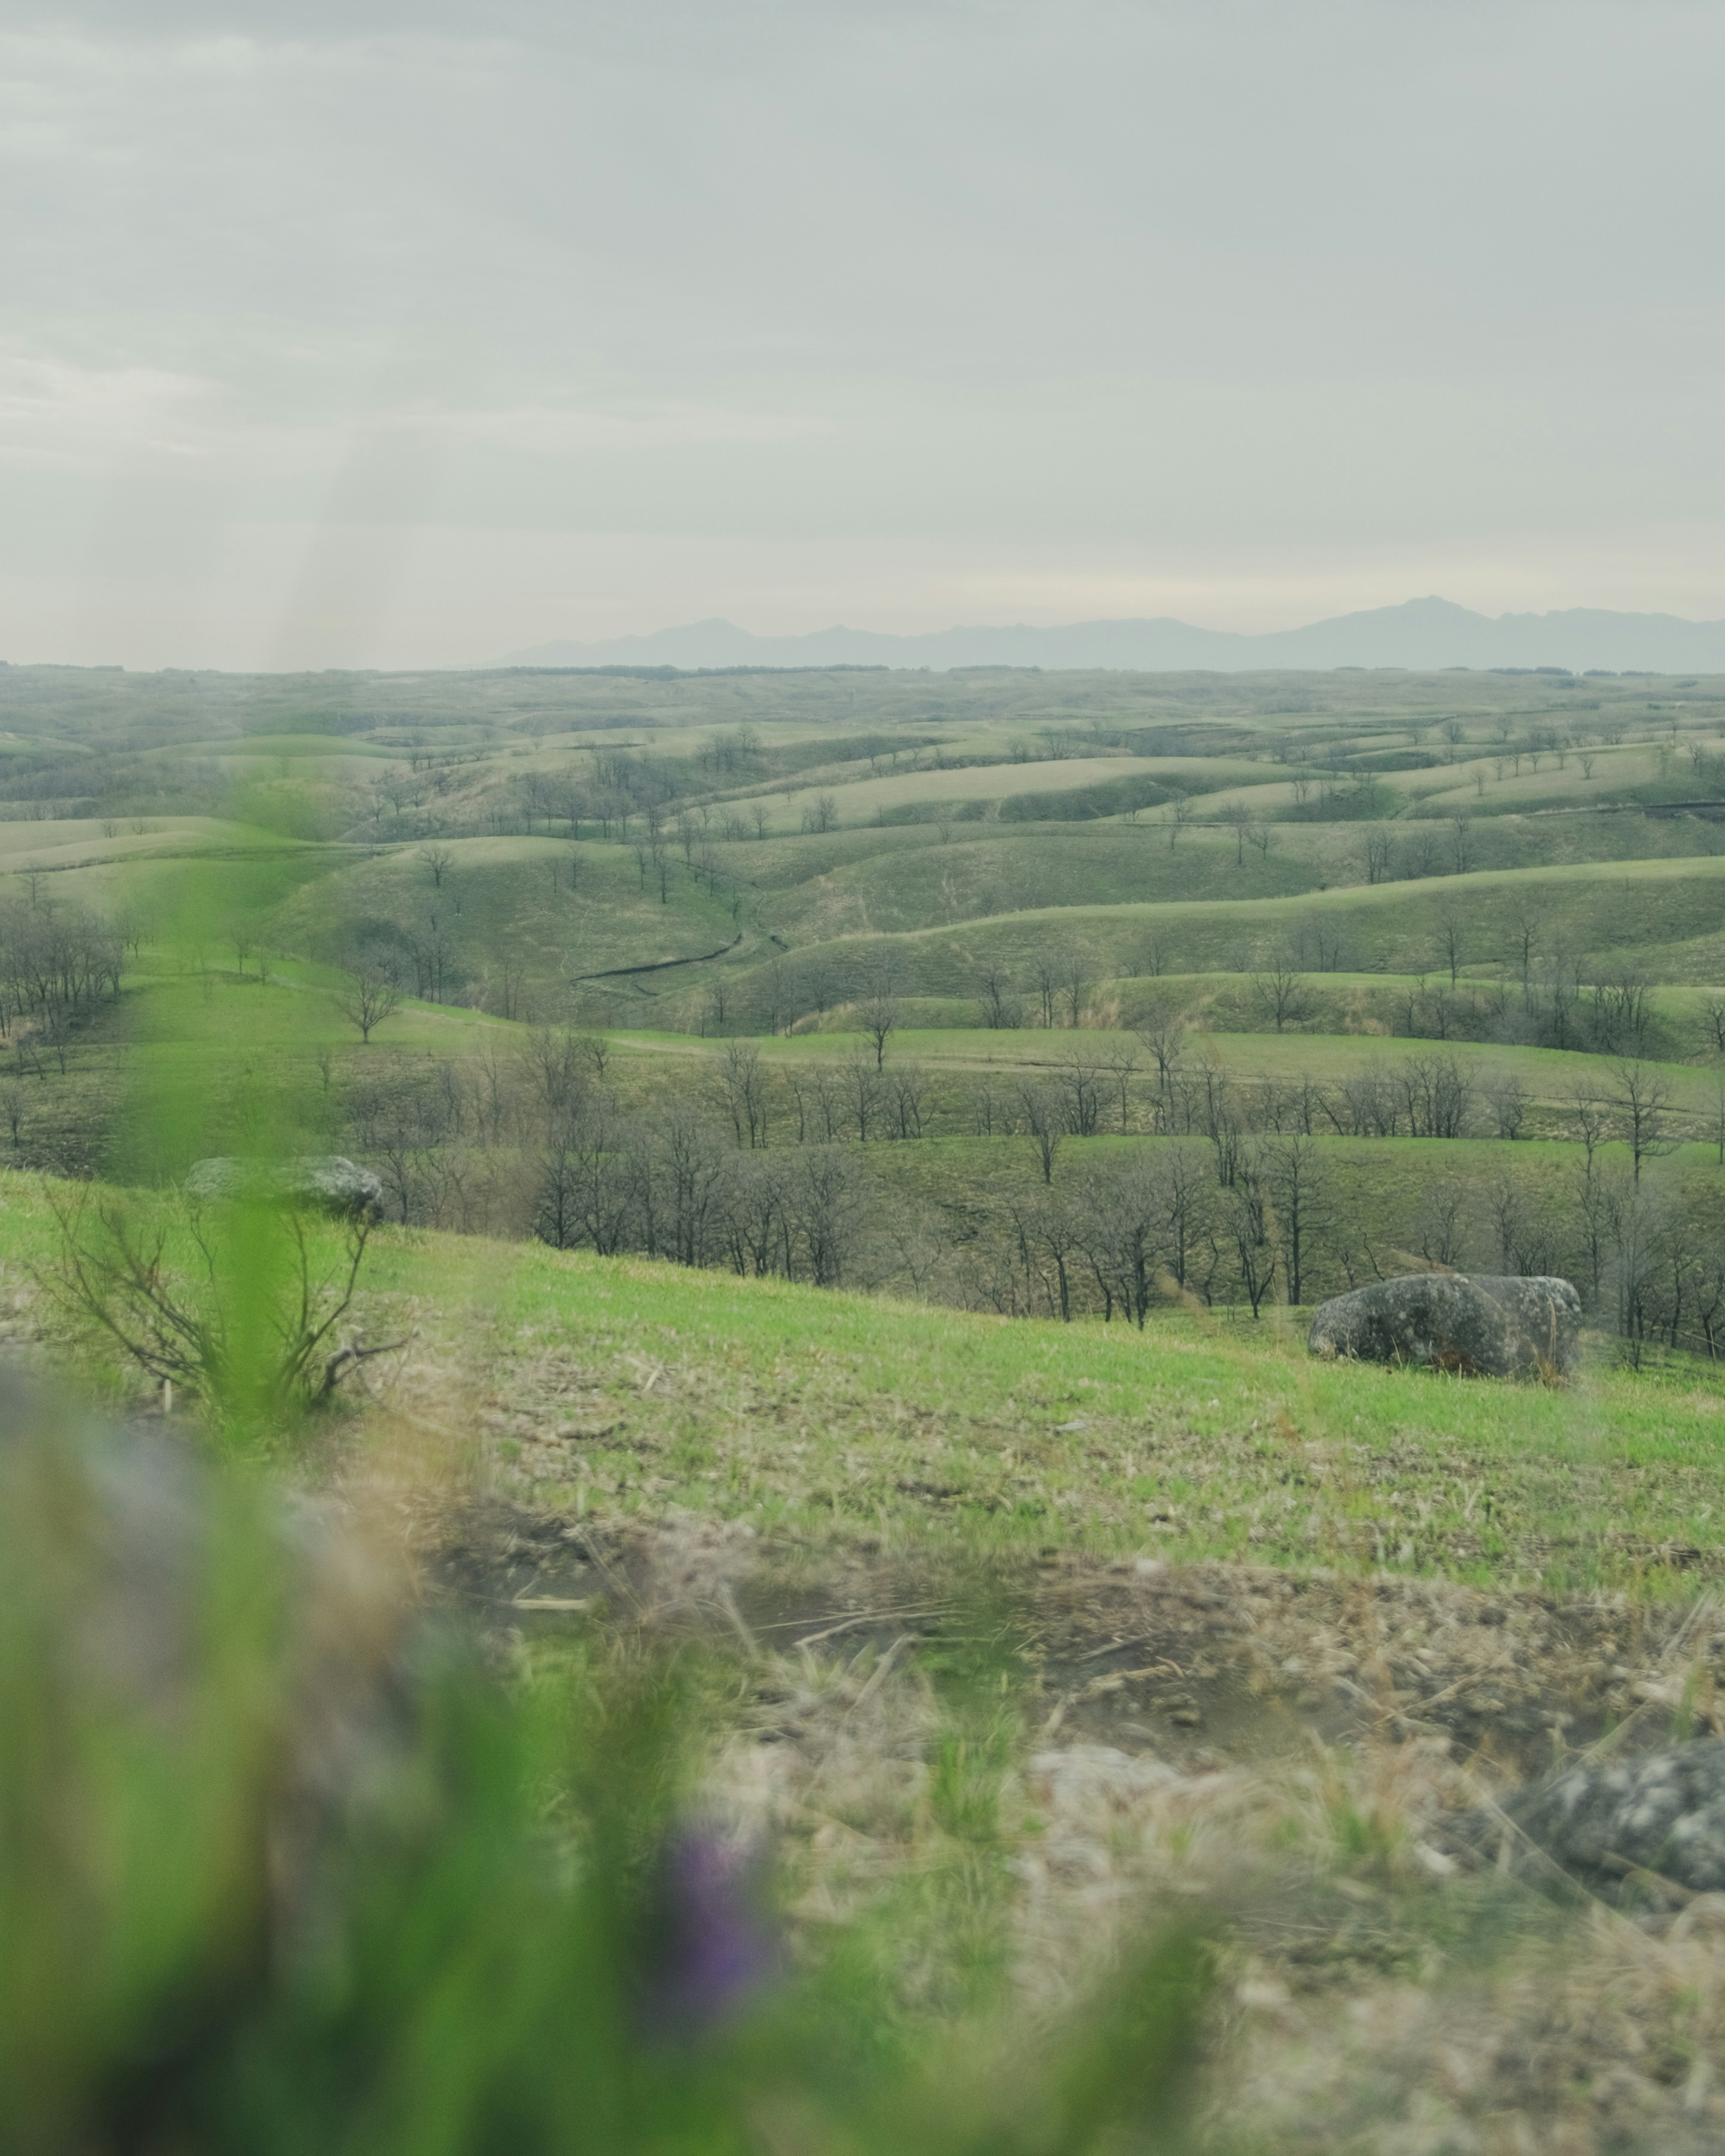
[{"x1": 641, "y1": 1827, "x2": 778, "y2": 2041}]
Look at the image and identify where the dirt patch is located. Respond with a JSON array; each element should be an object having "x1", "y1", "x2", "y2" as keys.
[
  {"x1": 403, "y1": 1501, "x2": 1725, "y2": 2150},
  {"x1": 425, "y1": 1501, "x2": 1723, "y2": 1778}
]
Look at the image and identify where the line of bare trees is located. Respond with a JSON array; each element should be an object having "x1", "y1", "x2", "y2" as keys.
[{"x1": 310, "y1": 1014, "x2": 1725, "y2": 1361}]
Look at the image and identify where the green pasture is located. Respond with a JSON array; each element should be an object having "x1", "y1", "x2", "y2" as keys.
[
  {"x1": 610, "y1": 1019, "x2": 1723, "y2": 1113},
  {"x1": 721, "y1": 853, "x2": 1725, "y2": 1007},
  {"x1": 4, "y1": 1173, "x2": 1722, "y2": 1598},
  {"x1": 751, "y1": 828, "x2": 1315, "y2": 941},
  {"x1": 265, "y1": 833, "x2": 743, "y2": 999}
]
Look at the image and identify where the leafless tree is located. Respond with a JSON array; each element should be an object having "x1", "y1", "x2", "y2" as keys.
[
  {"x1": 714, "y1": 1040, "x2": 771, "y2": 1149},
  {"x1": 1610, "y1": 1059, "x2": 1677, "y2": 1185},
  {"x1": 885, "y1": 1061, "x2": 931, "y2": 1140},
  {"x1": 1434, "y1": 905, "x2": 1465, "y2": 987},
  {"x1": 1252, "y1": 958, "x2": 1312, "y2": 1034},
  {"x1": 1504, "y1": 898, "x2": 1540, "y2": 1006},
  {"x1": 840, "y1": 1047, "x2": 883, "y2": 1141},
  {"x1": 333, "y1": 959, "x2": 401, "y2": 1044},
  {"x1": 419, "y1": 843, "x2": 455, "y2": 888},
  {"x1": 1101, "y1": 1042, "x2": 1137, "y2": 1131},
  {"x1": 1570, "y1": 1085, "x2": 1608, "y2": 1176},
  {"x1": 1221, "y1": 1167, "x2": 1278, "y2": 1317},
  {"x1": 1398, "y1": 1052, "x2": 1473, "y2": 1139},
  {"x1": 974, "y1": 961, "x2": 1023, "y2": 1029},
  {"x1": 1014, "y1": 1080, "x2": 1063, "y2": 1184},
  {"x1": 1052, "y1": 1052, "x2": 1105, "y2": 1136},
  {"x1": 1220, "y1": 802, "x2": 1254, "y2": 865},
  {"x1": 43, "y1": 1186, "x2": 395, "y2": 1415},
  {"x1": 1060, "y1": 950, "x2": 1086, "y2": 1028},
  {"x1": 1588, "y1": 970, "x2": 1652, "y2": 1058},
  {"x1": 853, "y1": 988, "x2": 898, "y2": 1069},
  {"x1": 1136, "y1": 1005, "x2": 1188, "y2": 1094},
  {"x1": 1258, "y1": 1134, "x2": 1333, "y2": 1306},
  {"x1": 226, "y1": 921, "x2": 257, "y2": 977},
  {"x1": 1485, "y1": 1072, "x2": 1529, "y2": 1140},
  {"x1": 1414, "y1": 1180, "x2": 1468, "y2": 1268},
  {"x1": 1007, "y1": 1190, "x2": 1084, "y2": 1321}
]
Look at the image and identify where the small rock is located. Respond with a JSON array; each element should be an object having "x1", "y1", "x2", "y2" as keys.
[
  {"x1": 1307, "y1": 1273, "x2": 1582, "y2": 1381},
  {"x1": 1483, "y1": 1742, "x2": 1725, "y2": 1898},
  {"x1": 1029, "y1": 1744, "x2": 1181, "y2": 1810},
  {"x1": 185, "y1": 1156, "x2": 384, "y2": 1219}
]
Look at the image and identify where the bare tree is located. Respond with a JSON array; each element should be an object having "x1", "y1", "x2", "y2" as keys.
[
  {"x1": 1570, "y1": 1085, "x2": 1608, "y2": 1176},
  {"x1": 1505, "y1": 898, "x2": 1540, "y2": 1006},
  {"x1": 1434, "y1": 905, "x2": 1465, "y2": 988},
  {"x1": 714, "y1": 1040, "x2": 770, "y2": 1149},
  {"x1": 226, "y1": 921, "x2": 257, "y2": 977},
  {"x1": 419, "y1": 843, "x2": 455, "y2": 888},
  {"x1": 853, "y1": 988, "x2": 898, "y2": 1069},
  {"x1": 1221, "y1": 1169, "x2": 1278, "y2": 1317},
  {"x1": 974, "y1": 961, "x2": 1022, "y2": 1030},
  {"x1": 1259, "y1": 1134, "x2": 1333, "y2": 1306},
  {"x1": 839, "y1": 1047, "x2": 882, "y2": 1141},
  {"x1": 1414, "y1": 1180, "x2": 1468, "y2": 1268},
  {"x1": 1252, "y1": 959, "x2": 1312, "y2": 1034},
  {"x1": 1610, "y1": 1059, "x2": 1677, "y2": 1185},
  {"x1": 1101, "y1": 1042, "x2": 1137, "y2": 1131},
  {"x1": 1220, "y1": 802, "x2": 1254, "y2": 865},
  {"x1": 1014, "y1": 1080, "x2": 1063, "y2": 1184},
  {"x1": 1052, "y1": 1052, "x2": 1106, "y2": 1136},
  {"x1": 1485, "y1": 1071, "x2": 1529, "y2": 1140},
  {"x1": 43, "y1": 1186, "x2": 396, "y2": 1418},
  {"x1": 333, "y1": 959, "x2": 401, "y2": 1044},
  {"x1": 1060, "y1": 950, "x2": 1086, "y2": 1028}
]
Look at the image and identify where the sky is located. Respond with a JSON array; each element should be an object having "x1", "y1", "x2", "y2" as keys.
[{"x1": 3, "y1": 0, "x2": 1723, "y2": 670}]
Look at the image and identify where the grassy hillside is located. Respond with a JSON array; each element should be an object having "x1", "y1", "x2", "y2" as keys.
[
  {"x1": 7, "y1": 656, "x2": 1725, "y2": 1359},
  {"x1": 5, "y1": 1173, "x2": 1723, "y2": 1599}
]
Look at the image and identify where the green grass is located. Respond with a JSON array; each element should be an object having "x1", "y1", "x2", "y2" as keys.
[
  {"x1": 7, "y1": 1173, "x2": 1720, "y2": 1600},
  {"x1": 719, "y1": 852, "x2": 1725, "y2": 1010}
]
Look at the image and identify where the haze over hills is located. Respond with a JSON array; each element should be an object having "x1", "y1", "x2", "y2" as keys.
[{"x1": 494, "y1": 596, "x2": 1725, "y2": 676}]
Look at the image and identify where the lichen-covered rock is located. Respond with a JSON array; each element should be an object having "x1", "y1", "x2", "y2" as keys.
[
  {"x1": 184, "y1": 1155, "x2": 384, "y2": 1218},
  {"x1": 1487, "y1": 1743, "x2": 1725, "y2": 1900},
  {"x1": 1307, "y1": 1272, "x2": 1581, "y2": 1380}
]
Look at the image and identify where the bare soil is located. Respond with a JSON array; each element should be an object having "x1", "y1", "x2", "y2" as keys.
[{"x1": 419, "y1": 1497, "x2": 1725, "y2": 2153}]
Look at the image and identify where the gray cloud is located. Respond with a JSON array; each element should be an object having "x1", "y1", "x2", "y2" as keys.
[{"x1": 2, "y1": 1, "x2": 1722, "y2": 667}]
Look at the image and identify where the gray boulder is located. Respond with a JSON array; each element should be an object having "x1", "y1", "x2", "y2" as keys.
[
  {"x1": 185, "y1": 1155, "x2": 384, "y2": 1219},
  {"x1": 1307, "y1": 1272, "x2": 1581, "y2": 1380},
  {"x1": 1485, "y1": 1743, "x2": 1725, "y2": 1900}
]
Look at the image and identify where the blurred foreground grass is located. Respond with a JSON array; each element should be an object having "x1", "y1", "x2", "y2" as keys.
[{"x1": 0, "y1": 1376, "x2": 1211, "y2": 2156}]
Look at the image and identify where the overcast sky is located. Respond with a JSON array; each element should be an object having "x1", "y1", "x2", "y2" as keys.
[{"x1": 3, "y1": 0, "x2": 1722, "y2": 670}]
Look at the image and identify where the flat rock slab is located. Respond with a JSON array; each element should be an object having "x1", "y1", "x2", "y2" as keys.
[
  {"x1": 1307, "y1": 1273, "x2": 1581, "y2": 1380},
  {"x1": 185, "y1": 1155, "x2": 384, "y2": 1217}
]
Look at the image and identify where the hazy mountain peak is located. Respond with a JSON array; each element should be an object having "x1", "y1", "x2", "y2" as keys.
[{"x1": 492, "y1": 598, "x2": 1725, "y2": 676}]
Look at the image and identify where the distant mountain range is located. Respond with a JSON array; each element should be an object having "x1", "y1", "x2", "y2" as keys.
[{"x1": 492, "y1": 596, "x2": 1725, "y2": 676}]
